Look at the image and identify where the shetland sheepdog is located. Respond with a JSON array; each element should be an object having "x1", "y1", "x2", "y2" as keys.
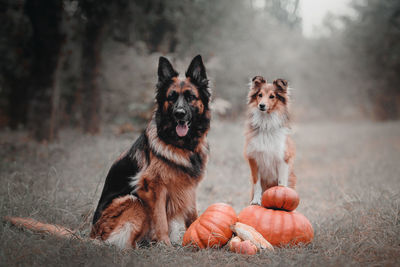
[
  {"x1": 5, "y1": 55, "x2": 211, "y2": 249},
  {"x1": 244, "y1": 76, "x2": 296, "y2": 205}
]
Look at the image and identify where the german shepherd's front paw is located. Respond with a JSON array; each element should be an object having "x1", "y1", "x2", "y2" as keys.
[{"x1": 159, "y1": 236, "x2": 172, "y2": 246}]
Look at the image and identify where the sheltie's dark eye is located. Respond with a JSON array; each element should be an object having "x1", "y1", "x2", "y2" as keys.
[
  {"x1": 258, "y1": 93, "x2": 262, "y2": 97},
  {"x1": 167, "y1": 91, "x2": 178, "y2": 102},
  {"x1": 269, "y1": 95, "x2": 275, "y2": 99}
]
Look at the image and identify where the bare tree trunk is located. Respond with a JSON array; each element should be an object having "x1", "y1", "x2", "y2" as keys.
[
  {"x1": 8, "y1": 78, "x2": 30, "y2": 129},
  {"x1": 50, "y1": 47, "x2": 65, "y2": 139},
  {"x1": 25, "y1": 0, "x2": 63, "y2": 142},
  {"x1": 1, "y1": 1, "x2": 31, "y2": 129},
  {"x1": 81, "y1": 20, "x2": 104, "y2": 134}
]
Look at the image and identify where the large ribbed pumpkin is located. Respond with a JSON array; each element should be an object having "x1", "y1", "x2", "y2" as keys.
[
  {"x1": 182, "y1": 203, "x2": 237, "y2": 249},
  {"x1": 261, "y1": 186, "x2": 300, "y2": 211},
  {"x1": 238, "y1": 205, "x2": 313, "y2": 246}
]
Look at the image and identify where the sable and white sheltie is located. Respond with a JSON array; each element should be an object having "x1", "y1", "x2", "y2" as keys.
[
  {"x1": 5, "y1": 55, "x2": 211, "y2": 249},
  {"x1": 244, "y1": 76, "x2": 296, "y2": 205}
]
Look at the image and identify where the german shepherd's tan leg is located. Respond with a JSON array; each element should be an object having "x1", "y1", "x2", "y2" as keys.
[
  {"x1": 184, "y1": 194, "x2": 198, "y2": 229},
  {"x1": 151, "y1": 186, "x2": 171, "y2": 245},
  {"x1": 248, "y1": 157, "x2": 260, "y2": 204},
  {"x1": 137, "y1": 178, "x2": 171, "y2": 246}
]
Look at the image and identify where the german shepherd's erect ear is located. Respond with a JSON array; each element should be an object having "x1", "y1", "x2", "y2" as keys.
[
  {"x1": 156, "y1": 57, "x2": 178, "y2": 106},
  {"x1": 158, "y1": 57, "x2": 178, "y2": 84},
  {"x1": 186, "y1": 55, "x2": 207, "y2": 83},
  {"x1": 185, "y1": 55, "x2": 210, "y2": 106}
]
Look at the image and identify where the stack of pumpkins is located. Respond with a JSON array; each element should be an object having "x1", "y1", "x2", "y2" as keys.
[{"x1": 182, "y1": 186, "x2": 314, "y2": 255}]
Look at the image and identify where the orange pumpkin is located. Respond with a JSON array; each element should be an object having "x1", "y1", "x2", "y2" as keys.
[
  {"x1": 182, "y1": 203, "x2": 237, "y2": 249},
  {"x1": 229, "y1": 237, "x2": 257, "y2": 255},
  {"x1": 238, "y1": 205, "x2": 314, "y2": 246},
  {"x1": 261, "y1": 186, "x2": 300, "y2": 211}
]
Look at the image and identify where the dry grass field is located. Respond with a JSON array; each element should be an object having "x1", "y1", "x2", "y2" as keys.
[{"x1": 1, "y1": 118, "x2": 399, "y2": 266}]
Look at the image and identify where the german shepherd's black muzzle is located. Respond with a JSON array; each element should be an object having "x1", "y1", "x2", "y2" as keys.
[{"x1": 173, "y1": 95, "x2": 192, "y2": 137}]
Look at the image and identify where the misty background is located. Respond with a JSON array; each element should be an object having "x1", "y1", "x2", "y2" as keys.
[
  {"x1": 1, "y1": 1, "x2": 400, "y2": 265},
  {"x1": 1, "y1": 0, "x2": 399, "y2": 141}
]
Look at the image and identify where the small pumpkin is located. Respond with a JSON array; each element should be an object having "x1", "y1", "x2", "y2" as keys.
[
  {"x1": 229, "y1": 237, "x2": 257, "y2": 255},
  {"x1": 231, "y1": 222, "x2": 274, "y2": 251},
  {"x1": 261, "y1": 186, "x2": 300, "y2": 211},
  {"x1": 238, "y1": 205, "x2": 314, "y2": 246},
  {"x1": 182, "y1": 203, "x2": 237, "y2": 249}
]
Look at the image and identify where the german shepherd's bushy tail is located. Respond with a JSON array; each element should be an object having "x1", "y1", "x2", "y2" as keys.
[{"x1": 4, "y1": 216, "x2": 81, "y2": 239}]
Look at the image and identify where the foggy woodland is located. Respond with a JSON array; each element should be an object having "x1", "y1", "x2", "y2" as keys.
[
  {"x1": 1, "y1": 0, "x2": 399, "y2": 141},
  {"x1": 1, "y1": 1, "x2": 400, "y2": 266}
]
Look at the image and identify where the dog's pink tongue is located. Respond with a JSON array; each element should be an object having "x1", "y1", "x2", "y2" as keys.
[{"x1": 176, "y1": 124, "x2": 188, "y2": 137}]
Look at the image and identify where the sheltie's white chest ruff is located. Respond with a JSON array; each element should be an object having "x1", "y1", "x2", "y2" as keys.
[{"x1": 246, "y1": 111, "x2": 289, "y2": 181}]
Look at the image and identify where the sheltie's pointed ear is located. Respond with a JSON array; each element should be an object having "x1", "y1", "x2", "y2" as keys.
[
  {"x1": 273, "y1": 79, "x2": 288, "y2": 93},
  {"x1": 251, "y1": 76, "x2": 266, "y2": 89},
  {"x1": 186, "y1": 55, "x2": 207, "y2": 84},
  {"x1": 158, "y1": 57, "x2": 178, "y2": 83}
]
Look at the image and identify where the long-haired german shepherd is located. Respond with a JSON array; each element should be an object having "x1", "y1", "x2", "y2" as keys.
[
  {"x1": 90, "y1": 55, "x2": 211, "y2": 247},
  {"x1": 4, "y1": 55, "x2": 211, "y2": 249}
]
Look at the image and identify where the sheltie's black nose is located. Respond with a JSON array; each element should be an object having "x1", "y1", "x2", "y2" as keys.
[
  {"x1": 174, "y1": 109, "x2": 186, "y2": 120},
  {"x1": 259, "y1": 104, "x2": 266, "y2": 110}
]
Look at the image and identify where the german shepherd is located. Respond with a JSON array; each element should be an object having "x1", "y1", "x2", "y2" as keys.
[
  {"x1": 5, "y1": 55, "x2": 211, "y2": 249},
  {"x1": 90, "y1": 55, "x2": 211, "y2": 248},
  {"x1": 244, "y1": 76, "x2": 296, "y2": 205}
]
